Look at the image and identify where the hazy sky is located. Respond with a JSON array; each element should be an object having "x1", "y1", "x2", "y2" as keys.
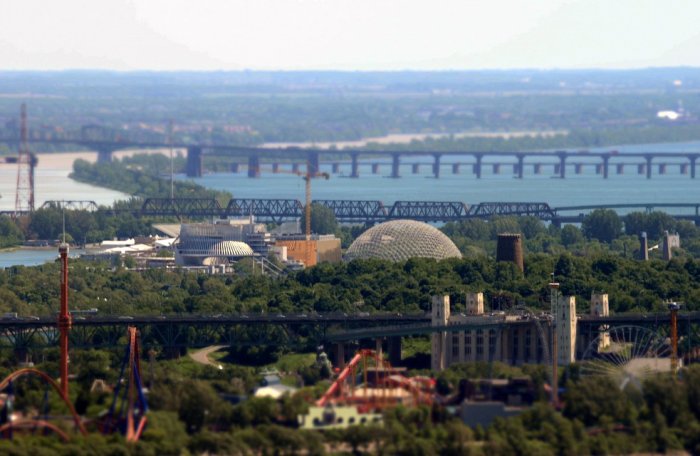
[{"x1": 2, "y1": 0, "x2": 699, "y2": 71}]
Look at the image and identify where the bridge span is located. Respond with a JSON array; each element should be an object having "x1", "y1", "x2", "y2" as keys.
[{"x1": 1, "y1": 132, "x2": 699, "y2": 179}]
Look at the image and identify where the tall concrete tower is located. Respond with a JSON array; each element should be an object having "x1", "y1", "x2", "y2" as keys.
[
  {"x1": 431, "y1": 295, "x2": 450, "y2": 371},
  {"x1": 556, "y1": 296, "x2": 577, "y2": 365},
  {"x1": 496, "y1": 233, "x2": 524, "y2": 272},
  {"x1": 638, "y1": 232, "x2": 649, "y2": 261},
  {"x1": 465, "y1": 292, "x2": 484, "y2": 315},
  {"x1": 590, "y1": 293, "x2": 610, "y2": 350}
]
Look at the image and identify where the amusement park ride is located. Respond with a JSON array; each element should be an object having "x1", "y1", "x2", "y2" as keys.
[{"x1": 0, "y1": 243, "x2": 148, "y2": 442}]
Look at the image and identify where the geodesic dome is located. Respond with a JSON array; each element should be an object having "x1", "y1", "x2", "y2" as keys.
[{"x1": 345, "y1": 220, "x2": 462, "y2": 262}]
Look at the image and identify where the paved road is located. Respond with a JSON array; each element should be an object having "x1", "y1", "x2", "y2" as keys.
[{"x1": 189, "y1": 345, "x2": 227, "y2": 367}]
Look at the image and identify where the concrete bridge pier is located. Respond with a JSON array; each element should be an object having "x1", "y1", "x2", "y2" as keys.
[
  {"x1": 681, "y1": 163, "x2": 688, "y2": 175},
  {"x1": 334, "y1": 343, "x2": 346, "y2": 370},
  {"x1": 432, "y1": 153, "x2": 442, "y2": 178},
  {"x1": 350, "y1": 153, "x2": 360, "y2": 178},
  {"x1": 534, "y1": 163, "x2": 542, "y2": 175},
  {"x1": 557, "y1": 152, "x2": 567, "y2": 178},
  {"x1": 574, "y1": 164, "x2": 582, "y2": 175},
  {"x1": 332, "y1": 163, "x2": 340, "y2": 174},
  {"x1": 248, "y1": 155, "x2": 260, "y2": 178},
  {"x1": 371, "y1": 163, "x2": 380, "y2": 174},
  {"x1": 452, "y1": 163, "x2": 460, "y2": 174},
  {"x1": 412, "y1": 163, "x2": 420, "y2": 174},
  {"x1": 645, "y1": 155, "x2": 653, "y2": 179},
  {"x1": 388, "y1": 336, "x2": 402, "y2": 366},
  {"x1": 185, "y1": 146, "x2": 203, "y2": 177},
  {"x1": 659, "y1": 164, "x2": 666, "y2": 175},
  {"x1": 292, "y1": 163, "x2": 300, "y2": 174},
  {"x1": 96, "y1": 147, "x2": 115, "y2": 164},
  {"x1": 638, "y1": 163, "x2": 645, "y2": 175},
  {"x1": 689, "y1": 156, "x2": 697, "y2": 179},
  {"x1": 272, "y1": 163, "x2": 280, "y2": 173},
  {"x1": 231, "y1": 163, "x2": 240, "y2": 173},
  {"x1": 617, "y1": 164, "x2": 624, "y2": 175},
  {"x1": 308, "y1": 151, "x2": 320, "y2": 175},
  {"x1": 516, "y1": 155, "x2": 524, "y2": 179},
  {"x1": 391, "y1": 153, "x2": 401, "y2": 178},
  {"x1": 602, "y1": 155, "x2": 610, "y2": 179},
  {"x1": 473, "y1": 154, "x2": 483, "y2": 179}
]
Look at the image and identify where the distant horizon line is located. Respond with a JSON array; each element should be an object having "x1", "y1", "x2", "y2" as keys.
[{"x1": 1, "y1": 66, "x2": 700, "y2": 74}]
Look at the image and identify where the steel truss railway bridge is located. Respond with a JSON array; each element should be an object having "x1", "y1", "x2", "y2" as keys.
[
  {"x1": 10, "y1": 198, "x2": 700, "y2": 225},
  {"x1": 1, "y1": 312, "x2": 699, "y2": 363}
]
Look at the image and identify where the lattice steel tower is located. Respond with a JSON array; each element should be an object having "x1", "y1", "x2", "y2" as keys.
[{"x1": 15, "y1": 103, "x2": 35, "y2": 213}]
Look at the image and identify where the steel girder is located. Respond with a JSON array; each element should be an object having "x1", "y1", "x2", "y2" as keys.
[
  {"x1": 225, "y1": 199, "x2": 303, "y2": 222},
  {"x1": 467, "y1": 202, "x2": 556, "y2": 220},
  {"x1": 387, "y1": 201, "x2": 470, "y2": 222},
  {"x1": 315, "y1": 200, "x2": 387, "y2": 222}
]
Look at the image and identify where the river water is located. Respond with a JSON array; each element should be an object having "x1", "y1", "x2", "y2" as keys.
[
  {"x1": 186, "y1": 141, "x2": 700, "y2": 209},
  {"x1": 1, "y1": 141, "x2": 699, "y2": 267}
]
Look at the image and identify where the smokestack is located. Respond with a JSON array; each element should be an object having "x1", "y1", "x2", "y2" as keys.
[
  {"x1": 496, "y1": 233, "x2": 524, "y2": 272},
  {"x1": 58, "y1": 243, "x2": 72, "y2": 397},
  {"x1": 639, "y1": 232, "x2": 648, "y2": 261}
]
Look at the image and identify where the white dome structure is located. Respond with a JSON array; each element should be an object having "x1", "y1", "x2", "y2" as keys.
[{"x1": 345, "y1": 220, "x2": 462, "y2": 262}]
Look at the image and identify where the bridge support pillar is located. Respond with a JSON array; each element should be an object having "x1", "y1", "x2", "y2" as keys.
[
  {"x1": 432, "y1": 153, "x2": 442, "y2": 178},
  {"x1": 334, "y1": 343, "x2": 346, "y2": 370},
  {"x1": 645, "y1": 155, "x2": 653, "y2": 179},
  {"x1": 186, "y1": 146, "x2": 203, "y2": 177},
  {"x1": 376, "y1": 338, "x2": 384, "y2": 366},
  {"x1": 534, "y1": 163, "x2": 541, "y2": 175},
  {"x1": 473, "y1": 154, "x2": 482, "y2": 178},
  {"x1": 372, "y1": 163, "x2": 380, "y2": 174},
  {"x1": 659, "y1": 164, "x2": 666, "y2": 175},
  {"x1": 516, "y1": 155, "x2": 524, "y2": 179},
  {"x1": 575, "y1": 164, "x2": 582, "y2": 175},
  {"x1": 681, "y1": 163, "x2": 688, "y2": 175},
  {"x1": 602, "y1": 156, "x2": 609, "y2": 179},
  {"x1": 391, "y1": 153, "x2": 401, "y2": 178},
  {"x1": 272, "y1": 163, "x2": 279, "y2": 173},
  {"x1": 231, "y1": 163, "x2": 240, "y2": 173},
  {"x1": 332, "y1": 163, "x2": 340, "y2": 174},
  {"x1": 616, "y1": 164, "x2": 624, "y2": 175},
  {"x1": 638, "y1": 163, "x2": 645, "y2": 175},
  {"x1": 388, "y1": 336, "x2": 401, "y2": 365},
  {"x1": 292, "y1": 163, "x2": 300, "y2": 174},
  {"x1": 97, "y1": 148, "x2": 114, "y2": 164},
  {"x1": 350, "y1": 153, "x2": 359, "y2": 178},
  {"x1": 248, "y1": 155, "x2": 260, "y2": 178},
  {"x1": 493, "y1": 163, "x2": 500, "y2": 174},
  {"x1": 557, "y1": 152, "x2": 566, "y2": 178},
  {"x1": 308, "y1": 151, "x2": 320, "y2": 175},
  {"x1": 452, "y1": 163, "x2": 460, "y2": 174},
  {"x1": 14, "y1": 348, "x2": 29, "y2": 365},
  {"x1": 689, "y1": 156, "x2": 697, "y2": 179},
  {"x1": 412, "y1": 163, "x2": 420, "y2": 174}
]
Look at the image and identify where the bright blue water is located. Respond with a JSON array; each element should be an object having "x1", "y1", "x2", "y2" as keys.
[
  {"x1": 0, "y1": 248, "x2": 84, "y2": 269},
  {"x1": 184, "y1": 141, "x2": 700, "y2": 211}
]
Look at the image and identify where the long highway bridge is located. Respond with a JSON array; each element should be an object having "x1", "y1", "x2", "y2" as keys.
[
  {"x1": 1, "y1": 312, "x2": 698, "y2": 363},
  {"x1": 11, "y1": 198, "x2": 700, "y2": 225},
  {"x1": 1, "y1": 128, "x2": 700, "y2": 179}
]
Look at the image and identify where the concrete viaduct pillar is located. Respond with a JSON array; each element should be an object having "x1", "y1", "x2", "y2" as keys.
[
  {"x1": 96, "y1": 147, "x2": 116, "y2": 164},
  {"x1": 602, "y1": 155, "x2": 610, "y2": 179},
  {"x1": 388, "y1": 336, "x2": 402, "y2": 365},
  {"x1": 516, "y1": 155, "x2": 524, "y2": 179},
  {"x1": 248, "y1": 155, "x2": 260, "y2": 178},
  {"x1": 308, "y1": 151, "x2": 320, "y2": 175},
  {"x1": 556, "y1": 151, "x2": 567, "y2": 179},
  {"x1": 432, "y1": 153, "x2": 442, "y2": 178},
  {"x1": 391, "y1": 153, "x2": 401, "y2": 178},
  {"x1": 231, "y1": 163, "x2": 240, "y2": 173},
  {"x1": 412, "y1": 163, "x2": 420, "y2": 174},
  {"x1": 452, "y1": 163, "x2": 460, "y2": 174},
  {"x1": 350, "y1": 153, "x2": 359, "y2": 178},
  {"x1": 689, "y1": 156, "x2": 697, "y2": 179},
  {"x1": 334, "y1": 343, "x2": 346, "y2": 370},
  {"x1": 332, "y1": 163, "x2": 340, "y2": 174},
  {"x1": 272, "y1": 163, "x2": 279, "y2": 173},
  {"x1": 645, "y1": 155, "x2": 653, "y2": 179},
  {"x1": 473, "y1": 153, "x2": 483, "y2": 178},
  {"x1": 185, "y1": 146, "x2": 203, "y2": 177},
  {"x1": 292, "y1": 163, "x2": 300, "y2": 174}
]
